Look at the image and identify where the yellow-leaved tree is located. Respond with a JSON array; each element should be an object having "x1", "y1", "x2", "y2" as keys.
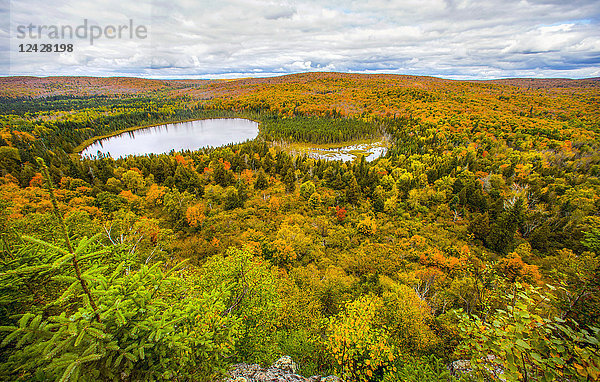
[{"x1": 326, "y1": 283, "x2": 439, "y2": 381}]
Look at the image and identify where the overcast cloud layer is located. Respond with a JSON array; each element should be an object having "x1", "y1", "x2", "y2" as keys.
[{"x1": 2, "y1": 0, "x2": 599, "y2": 79}]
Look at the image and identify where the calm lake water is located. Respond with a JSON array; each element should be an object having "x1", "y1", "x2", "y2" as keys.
[{"x1": 81, "y1": 118, "x2": 259, "y2": 158}]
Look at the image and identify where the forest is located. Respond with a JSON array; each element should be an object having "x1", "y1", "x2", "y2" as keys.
[{"x1": 0, "y1": 73, "x2": 599, "y2": 381}]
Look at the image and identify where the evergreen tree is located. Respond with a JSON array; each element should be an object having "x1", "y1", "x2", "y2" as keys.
[
  {"x1": 346, "y1": 176, "x2": 361, "y2": 204},
  {"x1": 254, "y1": 168, "x2": 269, "y2": 190},
  {"x1": 283, "y1": 168, "x2": 296, "y2": 193},
  {"x1": 224, "y1": 187, "x2": 241, "y2": 210}
]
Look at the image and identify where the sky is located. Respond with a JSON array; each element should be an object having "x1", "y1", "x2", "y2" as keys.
[{"x1": 1, "y1": 0, "x2": 599, "y2": 79}]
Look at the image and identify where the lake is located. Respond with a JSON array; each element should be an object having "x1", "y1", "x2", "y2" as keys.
[{"x1": 80, "y1": 118, "x2": 259, "y2": 158}]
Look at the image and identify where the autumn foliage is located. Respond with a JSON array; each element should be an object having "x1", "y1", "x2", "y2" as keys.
[{"x1": 0, "y1": 73, "x2": 598, "y2": 381}]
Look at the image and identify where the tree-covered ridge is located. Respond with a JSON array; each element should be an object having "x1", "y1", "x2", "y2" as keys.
[
  {"x1": 0, "y1": 73, "x2": 599, "y2": 381},
  {"x1": 0, "y1": 77, "x2": 218, "y2": 98}
]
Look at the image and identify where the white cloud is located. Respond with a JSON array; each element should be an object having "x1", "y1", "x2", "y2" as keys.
[{"x1": 2, "y1": 0, "x2": 599, "y2": 79}]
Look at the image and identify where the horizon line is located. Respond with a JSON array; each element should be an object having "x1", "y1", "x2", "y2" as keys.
[{"x1": 1, "y1": 71, "x2": 599, "y2": 82}]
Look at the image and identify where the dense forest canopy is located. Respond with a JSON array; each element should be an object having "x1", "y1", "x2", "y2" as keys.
[{"x1": 0, "y1": 73, "x2": 599, "y2": 381}]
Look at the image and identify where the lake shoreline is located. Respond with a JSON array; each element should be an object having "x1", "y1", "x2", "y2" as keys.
[{"x1": 75, "y1": 116, "x2": 262, "y2": 157}]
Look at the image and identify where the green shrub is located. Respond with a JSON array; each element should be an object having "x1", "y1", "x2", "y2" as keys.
[
  {"x1": 197, "y1": 247, "x2": 280, "y2": 365},
  {"x1": 326, "y1": 294, "x2": 396, "y2": 381},
  {"x1": 455, "y1": 283, "x2": 600, "y2": 381}
]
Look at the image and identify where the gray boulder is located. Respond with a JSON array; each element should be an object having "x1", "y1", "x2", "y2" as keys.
[{"x1": 225, "y1": 356, "x2": 342, "y2": 382}]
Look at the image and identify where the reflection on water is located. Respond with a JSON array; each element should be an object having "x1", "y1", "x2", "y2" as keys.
[
  {"x1": 81, "y1": 118, "x2": 259, "y2": 158},
  {"x1": 304, "y1": 141, "x2": 388, "y2": 162}
]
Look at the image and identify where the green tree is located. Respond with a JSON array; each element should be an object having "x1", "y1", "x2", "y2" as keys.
[
  {"x1": 213, "y1": 160, "x2": 234, "y2": 187},
  {"x1": 224, "y1": 187, "x2": 241, "y2": 210},
  {"x1": 300, "y1": 180, "x2": 316, "y2": 200},
  {"x1": 487, "y1": 199, "x2": 524, "y2": 254},
  {"x1": 121, "y1": 169, "x2": 145, "y2": 194},
  {"x1": 583, "y1": 228, "x2": 600, "y2": 255},
  {"x1": 284, "y1": 168, "x2": 296, "y2": 193},
  {"x1": 197, "y1": 248, "x2": 279, "y2": 365},
  {"x1": 173, "y1": 165, "x2": 204, "y2": 196},
  {"x1": 468, "y1": 212, "x2": 490, "y2": 243},
  {"x1": 346, "y1": 176, "x2": 361, "y2": 205},
  {"x1": 254, "y1": 168, "x2": 269, "y2": 190},
  {"x1": 0, "y1": 146, "x2": 21, "y2": 176}
]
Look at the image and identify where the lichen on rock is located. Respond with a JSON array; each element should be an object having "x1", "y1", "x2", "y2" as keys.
[{"x1": 225, "y1": 356, "x2": 342, "y2": 382}]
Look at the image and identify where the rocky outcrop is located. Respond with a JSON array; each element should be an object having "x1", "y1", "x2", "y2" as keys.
[
  {"x1": 448, "y1": 359, "x2": 472, "y2": 378},
  {"x1": 448, "y1": 356, "x2": 506, "y2": 381},
  {"x1": 225, "y1": 356, "x2": 342, "y2": 382}
]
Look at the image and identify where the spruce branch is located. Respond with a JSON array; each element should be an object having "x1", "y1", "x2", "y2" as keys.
[{"x1": 36, "y1": 158, "x2": 101, "y2": 323}]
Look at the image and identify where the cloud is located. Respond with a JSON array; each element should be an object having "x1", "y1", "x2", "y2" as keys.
[{"x1": 2, "y1": 0, "x2": 599, "y2": 79}]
